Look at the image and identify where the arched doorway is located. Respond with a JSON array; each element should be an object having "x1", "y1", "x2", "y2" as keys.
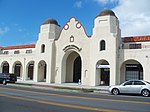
[
  {"x1": 120, "y1": 59, "x2": 143, "y2": 83},
  {"x1": 62, "y1": 51, "x2": 82, "y2": 83},
  {"x1": 96, "y1": 60, "x2": 110, "y2": 86},
  {"x1": 27, "y1": 61, "x2": 34, "y2": 80},
  {"x1": 38, "y1": 60, "x2": 47, "y2": 82},
  {"x1": 13, "y1": 61, "x2": 22, "y2": 78},
  {"x1": 2, "y1": 61, "x2": 9, "y2": 73},
  {"x1": 73, "y1": 56, "x2": 81, "y2": 82}
]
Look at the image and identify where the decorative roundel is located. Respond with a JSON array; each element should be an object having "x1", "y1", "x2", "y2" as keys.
[
  {"x1": 76, "y1": 22, "x2": 81, "y2": 29},
  {"x1": 64, "y1": 24, "x2": 69, "y2": 30}
]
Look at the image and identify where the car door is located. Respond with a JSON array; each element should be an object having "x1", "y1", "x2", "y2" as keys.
[
  {"x1": 0, "y1": 73, "x2": 2, "y2": 82},
  {"x1": 119, "y1": 81, "x2": 133, "y2": 93},
  {"x1": 131, "y1": 81, "x2": 145, "y2": 94}
]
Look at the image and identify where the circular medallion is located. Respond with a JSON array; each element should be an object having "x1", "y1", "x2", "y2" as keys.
[
  {"x1": 76, "y1": 22, "x2": 81, "y2": 29},
  {"x1": 64, "y1": 24, "x2": 69, "y2": 30}
]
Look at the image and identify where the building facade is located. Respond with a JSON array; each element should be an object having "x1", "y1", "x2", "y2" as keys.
[{"x1": 0, "y1": 10, "x2": 150, "y2": 86}]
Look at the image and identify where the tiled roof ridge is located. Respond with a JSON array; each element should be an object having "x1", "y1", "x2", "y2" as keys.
[
  {"x1": 3, "y1": 44, "x2": 35, "y2": 50},
  {"x1": 122, "y1": 35, "x2": 150, "y2": 43}
]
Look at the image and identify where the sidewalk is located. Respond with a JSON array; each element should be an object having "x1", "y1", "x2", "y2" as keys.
[{"x1": 15, "y1": 80, "x2": 109, "y2": 93}]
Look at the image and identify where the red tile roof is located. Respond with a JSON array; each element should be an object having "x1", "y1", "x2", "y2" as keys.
[
  {"x1": 122, "y1": 35, "x2": 150, "y2": 43},
  {"x1": 1, "y1": 35, "x2": 150, "y2": 50},
  {"x1": 3, "y1": 44, "x2": 35, "y2": 50}
]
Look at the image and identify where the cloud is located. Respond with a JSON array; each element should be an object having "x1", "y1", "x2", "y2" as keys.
[
  {"x1": 0, "y1": 27, "x2": 10, "y2": 35},
  {"x1": 112, "y1": 0, "x2": 150, "y2": 37},
  {"x1": 94, "y1": 0, "x2": 118, "y2": 4},
  {"x1": 18, "y1": 28, "x2": 23, "y2": 32},
  {"x1": 74, "y1": 1, "x2": 82, "y2": 8},
  {"x1": 13, "y1": 24, "x2": 26, "y2": 32},
  {"x1": 94, "y1": 0, "x2": 150, "y2": 37}
]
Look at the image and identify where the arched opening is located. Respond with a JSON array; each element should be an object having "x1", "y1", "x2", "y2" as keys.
[
  {"x1": 120, "y1": 60, "x2": 143, "y2": 83},
  {"x1": 100, "y1": 40, "x2": 106, "y2": 51},
  {"x1": 73, "y1": 56, "x2": 81, "y2": 82},
  {"x1": 27, "y1": 61, "x2": 34, "y2": 80},
  {"x1": 62, "y1": 51, "x2": 82, "y2": 83},
  {"x1": 38, "y1": 60, "x2": 47, "y2": 82},
  {"x1": 2, "y1": 61, "x2": 9, "y2": 73},
  {"x1": 96, "y1": 60, "x2": 110, "y2": 86},
  {"x1": 41, "y1": 44, "x2": 45, "y2": 53},
  {"x1": 13, "y1": 61, "x2": 22, "y2": 78}
]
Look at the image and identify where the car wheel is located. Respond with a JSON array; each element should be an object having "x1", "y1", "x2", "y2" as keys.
[
  {"x1": 112, "y1": 88, "x2": 119, "y2": 95},
  {"x1": 2, "y1": 79, "x2": 7, "y2": 85},
  {"x1": 141, "y1": 89, "x2": 150, "y2": 97}
]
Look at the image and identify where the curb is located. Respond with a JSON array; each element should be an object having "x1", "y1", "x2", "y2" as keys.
[{"x1": 15, "y1": 82, "x2": 109, "y2": 93}]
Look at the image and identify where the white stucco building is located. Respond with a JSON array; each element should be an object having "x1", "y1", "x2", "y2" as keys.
[{"x1": 0, "y1": 9, "x2": 150, "y2": 86}]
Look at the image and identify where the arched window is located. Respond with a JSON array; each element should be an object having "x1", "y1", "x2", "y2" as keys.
[
  {"x1": 100, "y1": 40, "x2": 106, "y2": 51},
  {"x1": 41, "y1": 44, "x2": 45, "y2": 53}
]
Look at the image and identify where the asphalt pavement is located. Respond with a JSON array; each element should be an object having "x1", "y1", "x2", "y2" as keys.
[{"x1": 0, "y1": 84, "x2": 150, "y2": 112}]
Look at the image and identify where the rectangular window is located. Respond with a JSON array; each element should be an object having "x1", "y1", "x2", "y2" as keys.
[
  {"x1": 14, "y1": 50, "x2": 20, "y2": 54},
  {"x1": 129, "y1": 44, "x2": 141, "y2": 49},
  {"x1": 26, "y1": 50, "x2": 32, "y2": 54},
  {"x1": 4, "y1": 51, "x2": 9, "y2": 54},
  {"x1": 125, "y1": 64, "x2": 143, "y2": 80},
  {"x1": 70, "y1": 36, "x2": 74, "y2": 42}
]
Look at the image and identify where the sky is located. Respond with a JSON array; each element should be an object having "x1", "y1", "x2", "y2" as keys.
[{"x1": 0, "y1": 0, "x2": 150, "y2": 47}]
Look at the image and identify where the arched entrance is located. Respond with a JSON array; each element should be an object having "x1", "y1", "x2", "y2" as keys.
[
  {"x1": 38, "y1": 60, "x2": 47, "y2": 82},
  {"x1": 2, "y1": 61, "x2": 9, "y2": 73},
  {"x1": 73, "y1": 56, "x2": 81, "y2": 82},
  {"x1": 96, "y1": 60, "x2": 110, "y2": 86},
  {"x1": 120, "y1": 59, "x2": 143, "y2": 83},
  {"x1": 27, "y1": 61, "x2": 34, "y2": 80},
  {"x1": 13, "y1": 61, "x2": 22, "y2": 78},
  {"x1": 62, "y1": 51, "x2": 82, "y2": 83}
]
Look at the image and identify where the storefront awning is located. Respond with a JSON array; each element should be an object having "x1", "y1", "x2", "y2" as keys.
[{"x1": 96, "y1": 65, "x2": 110, "y2": 68}]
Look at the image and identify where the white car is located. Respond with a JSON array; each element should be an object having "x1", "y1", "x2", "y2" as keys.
[{"x1": 108, "y1": 80, "x2": 150, "y2": 97}]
